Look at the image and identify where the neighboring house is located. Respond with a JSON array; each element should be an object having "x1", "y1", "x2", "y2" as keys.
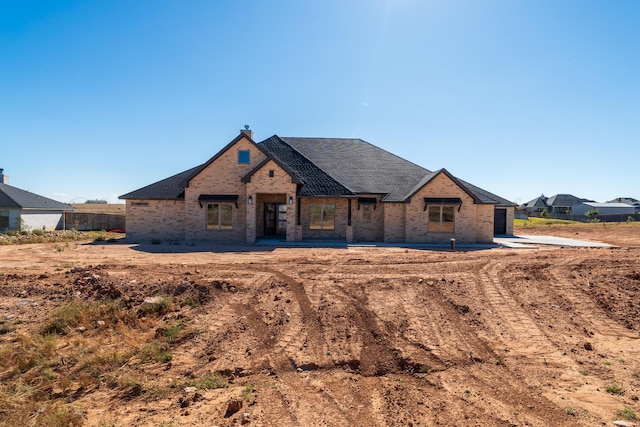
[
  {"x1": 572, "y1": 202, "x2": 637, "y2": 217},
  {"x1": 0, "y1": 169, "x2": 75, "y2": 232},
  {"x1": 120, "y1": 130, "x2": 515, "y2": 244},
  {"x1": 546, "y1": 194, "x2": 589, "y2": 215},
  {"x1": 521, "y1": 194, "x2": 549, "y2": 215}
]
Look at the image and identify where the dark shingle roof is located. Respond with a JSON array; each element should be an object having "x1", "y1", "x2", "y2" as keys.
[
  {"x1": 257, "y1": 136, "x2": 354, "y2": 197},
  {"x1": 279, "y1": 137, "x2": 431, "y2": 199},
  {"x1": 546, "y1": 194, "x2": 586, "y2": 207},
  {"x1": 522, "y1": 195, "x2": 548, "y2": 208},
  {"x1": 119, "y1": 133, "x2": 514, "y2": 206},
  {"x1": 457, "y1": 179, "x2": 516, "y2": 206},
  {"x1": 0, "y1": 183, "x2": 74, "y2": 210},
  {"x1": 119, "y1": 165, "x2": 203, "y2": 200}
]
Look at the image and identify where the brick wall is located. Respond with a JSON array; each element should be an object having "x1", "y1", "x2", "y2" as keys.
[
  {"x1": 184, "y1": 137, "x2": 266, "y2": 242},
  {"x1": 353, "y1": 195, "x2": 384, "y2": 242},
  {"x1": 383, "y1": 203, "x2": 406, "y2": 242},
  {"x1": 125, "y1": 199, "x2": 185, "y2": 241},
  {"x1": 405, "y1": 173, "x2": 481, "y2": 243},
  {"x1": 299, "y1": 197, "x2": 348, "y2": 240}
]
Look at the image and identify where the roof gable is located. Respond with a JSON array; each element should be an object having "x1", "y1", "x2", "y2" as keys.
[
  {"x1": 0, "y1": 183, "x2": 74, "y2": 210},
  {"x1": 396, "y1": 169, "x2": 484, "y2": 203},
  {"x1": 182, "y1": 133, "x2": 259, "y2": 187}
]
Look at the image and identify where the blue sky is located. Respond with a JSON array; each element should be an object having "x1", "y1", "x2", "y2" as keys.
[{"x1": 1, "y1": 1, "x2": 638, "y2": 205}]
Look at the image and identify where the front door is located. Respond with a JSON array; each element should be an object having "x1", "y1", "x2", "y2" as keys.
[
  {"x1": 494, "y1": 208, "x2": 507, "y2": 235},
  {"x1": 264, "y1": 203, "x2": 287, "y2": 237}
]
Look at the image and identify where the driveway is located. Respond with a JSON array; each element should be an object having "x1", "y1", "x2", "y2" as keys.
[{"x1": 494, "y1": 234, "x2": 613, "y2": 248}]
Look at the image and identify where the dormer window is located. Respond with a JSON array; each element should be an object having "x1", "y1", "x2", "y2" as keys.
[{"x1": 238, "y1": 150, "x2": 250, "y2": 164}]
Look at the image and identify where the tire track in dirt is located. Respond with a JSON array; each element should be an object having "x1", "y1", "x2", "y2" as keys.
[
  {"x1": 254, "y1": 266, "x2": 327, "y2": 368},
  {"x1": 475, "y1": 260, "x2": 560, "y2": 358}
]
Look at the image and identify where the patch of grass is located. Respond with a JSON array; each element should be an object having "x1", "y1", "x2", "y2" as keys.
[
  {"x1": 617, "y1": 407, "x2": 638, "y2": 421},
  {"x1": 566, "y1": 407, "x2": 576, "y2": 416},
  {"x1": 42, "y1": 300, "x2": 86, "y2": 335},
  {"x1": 579, "y1": 369, "x2": 589, "y2": 376},
  {"x1": 242, "y1": 383, "x2": 255, "y2": 400},
  {"x1": 0, "y1": 321, "x2": 16, "y2": 335},
  {"x1": 139, "y1": 342, "x2": 172, "y2": 363},
  {"x1": 603, "y1": 360, "x2": 612, "y2": 366},
  {"x1": 42, "y1": 299, "x2": 135, "y2": 335},
  {"x1": 164, "y1": 322, "x2": 183, "y2": 342},
  {"x1": 0, "y1": 333, "x2": 58, "y2": 373},
  {"x1": 188, "y1": 373, "x2": 228, "y2": 390},
  {"x1": 416, "y1": 364, "x2": 431, "y2": 373},
  {"x1": 605, "y1": 383, "x2": 622, "y2": 395},
  {"x1": 139, "y1": 297, "x2": 172, "y2": 317},
  {"x1": 515, "y1": 218, "x2": 582, "y2": 227}
]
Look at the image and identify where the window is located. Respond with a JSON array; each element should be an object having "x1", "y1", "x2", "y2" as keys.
[
  {"x1": 268, "y1": 170, "x2": 275, "y2": 177},
  {"x1": 238, "y1": 150, "x2": 250, "y2": 164},
  {"x1": 428, "y1": 205, "x2": 455, "y2": 233},
  {"x1": 0, "y1": 213, "x2": 8, "y2": 230},
  {"x1": 207, "y1": 203, "x2": 233, "y2": 229},
  {"x1": 132, "y1": 202, "x2": 149, "y2": 207},
  {"x1": 309, "y1": 204, "x2": 335, "y2": 230},
  {"x1": 362, "y1": 204, "x2": 373, "y2": 224}
]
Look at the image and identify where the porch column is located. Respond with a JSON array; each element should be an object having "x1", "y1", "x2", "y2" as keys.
[
  {"x1": 246, "y1": 193, "x2": 256, "y2": 243},
  {"x1": 286, "y1": 195, "x2": 298, "y2": 242},
  {"x1": 346, "y1": 199, "x2": 353, "y2": 242}
]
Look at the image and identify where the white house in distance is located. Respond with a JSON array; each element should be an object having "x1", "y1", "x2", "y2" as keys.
[
  {"x1": 0, "y1": 169, "x2": 75, "y2": 232},
  {"x1": 571, "y1": 201, "x2": 637, "y2": 217}
]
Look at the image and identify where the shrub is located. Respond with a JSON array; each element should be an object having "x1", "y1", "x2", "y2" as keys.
[
  {"x1": 42, "y1": 300, "x2": 86, "y2": 335},
  {"x1": 605, "y1": 383, "x2": 622, "y2": 395},
  {"x1": 139, "y1": 297, "x2": 171, "y2": 317}
]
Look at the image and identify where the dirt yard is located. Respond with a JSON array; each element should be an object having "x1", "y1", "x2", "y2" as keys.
[{"x1": 1, "y1": 224, "x2": 639, "y2": 426}]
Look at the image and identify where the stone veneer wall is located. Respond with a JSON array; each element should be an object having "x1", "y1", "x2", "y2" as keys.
[{"x1": 125, "y1": 199, "x2": 185, "y2": 241}]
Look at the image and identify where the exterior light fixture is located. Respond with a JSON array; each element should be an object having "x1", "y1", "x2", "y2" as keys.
[
  {"x1": 248, "y1": 195, "x2": 253, "y2": 205},
  {"x1": 288, "y1": 196, "x2": 293, "y2": 205}
]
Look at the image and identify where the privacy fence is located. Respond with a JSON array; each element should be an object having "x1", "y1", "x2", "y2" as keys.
[{"x1": 64, "y1": 212, "x2": 125, "y2": 231}]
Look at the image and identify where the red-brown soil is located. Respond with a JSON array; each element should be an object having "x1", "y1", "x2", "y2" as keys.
[{"x1": 0, "y1": 225, "x2": 639, "y2": 426}]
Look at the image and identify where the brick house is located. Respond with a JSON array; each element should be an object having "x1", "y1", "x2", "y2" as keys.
[{"x1": 119, "y1": 130, "x2": 514, "y2": 244}]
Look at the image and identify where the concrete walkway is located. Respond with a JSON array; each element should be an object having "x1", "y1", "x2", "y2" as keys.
[
  {"x1": 255, "y1": 235, "x2": 613, "y2": 250},
  {"x1": 494, "y1": 234, "x2": 613, "y2": 248}
]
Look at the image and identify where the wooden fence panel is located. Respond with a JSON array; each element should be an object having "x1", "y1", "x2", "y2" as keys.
[{"x1": 64, "y1": 213, "x2": 125, "y2": 231}]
